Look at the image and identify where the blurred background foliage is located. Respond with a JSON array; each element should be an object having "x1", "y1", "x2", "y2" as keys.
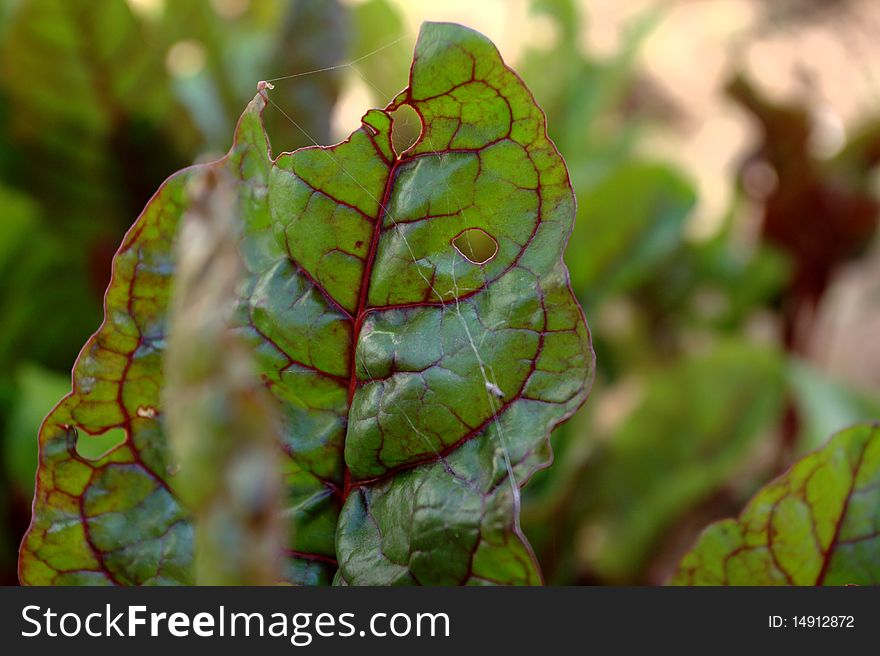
[{"x1": 0, "y1": 0, "x2": 878, "y2": 584}]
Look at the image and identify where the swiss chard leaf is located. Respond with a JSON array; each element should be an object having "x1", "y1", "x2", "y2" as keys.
[
  {"x1": 672, "y1": 423, "x2": 880, "y2": 585},
  {"x1": 19, "y1": 22, "x2": 592, "y2": 586}
]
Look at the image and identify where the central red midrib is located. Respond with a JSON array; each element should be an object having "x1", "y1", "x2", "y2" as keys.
[{"x1": 342, "y1": 156, "x2": 402, "y2": 500}]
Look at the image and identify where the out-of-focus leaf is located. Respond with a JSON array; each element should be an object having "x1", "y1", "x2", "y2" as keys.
[
  {"x1": 164, "y1": 170, "x2": 282, "y2": 586},
  {"x1": 0, "y1": 184, "x2": 98, "y2": 371},
  {"x1": 628, "y1": 219, "x2": 790, "y2": 339},
  {"x1": 690, "y1": 238, "x2": 790, "y2": 329},
  {"x1": 3, "y1": 364, "x2": 70, "y2": 495},
  {"x1": 788, "y1": 359, "x2": 880, "y2": 453},
  {"x1": 157, "y1": 0, "x2": 351, "y2": 151},
  {"x1": 673, "y1": 423, "x2": 880, "y2": 585},
  {"x1": 529, "y1": 0, "x2": 579, "y2": 45},
  {"x1": 0, "y1": 0, "x2": 195, "y2": 230},
  {"x1": 0, "y1": 183, "x2": 37, "y2": 266},
  {"x1": 0, "y1": 0, "x2": 200, "y2": 379},
  {"x1": 520, "y1": 2, "x2": 659, "y2": 187},
  {"x1": 20, "y1": 23, "x2": 592, "y2": 586},
  {"x1": 567, "y1": 162, "x2": 695, "y2": 305},
  {"x1": 526, "y1": 342, "x2": 784, "y2": 584},
  {"x1": 351, "y1": 0, "x2": 410, "y2": 104},
  {"x1": 266, "y1": 0, "x2": 350, "y2": 149}
]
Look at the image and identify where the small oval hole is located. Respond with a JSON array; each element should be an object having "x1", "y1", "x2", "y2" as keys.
[
  {"x1": 452, "y1": 228, "x2": 498, "y2": 265},
  {"x1": 75, "y1": 426, "x2": 127, "y2": 461},
  {"x1": 390, "y1": 103, "x2": 422, "y2": 157}
]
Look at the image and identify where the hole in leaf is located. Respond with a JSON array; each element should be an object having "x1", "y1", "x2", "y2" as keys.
[
  {"x1": 137, "y1": 405, "x2": 158, "y2": 418},
  {"x1": 390, "y1": 103, "x2": 422, "y2": 157},
  {"x1": 452, "y1": 228, "x2": 498, "y2": 265},
  {"x1": 75, "y1": 426, "x2": 127, "y2": 461}
]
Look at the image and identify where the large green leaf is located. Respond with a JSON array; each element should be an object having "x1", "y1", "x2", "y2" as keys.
[
  {"x1": 20, "y1": 22, "x2": 592, "y2": 586},
  {"x1": 672, "y1": 423, "x2": 880, "y2": 585}
]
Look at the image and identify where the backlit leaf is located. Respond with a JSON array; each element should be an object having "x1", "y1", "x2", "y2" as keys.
[{"x1": 19, "y1": 22, "x2": 592, "y2": 586}]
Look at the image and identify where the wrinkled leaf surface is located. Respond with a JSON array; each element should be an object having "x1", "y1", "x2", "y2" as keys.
[{"x1": 20, "y1": 22, "x2": 592, "y2": 586}]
